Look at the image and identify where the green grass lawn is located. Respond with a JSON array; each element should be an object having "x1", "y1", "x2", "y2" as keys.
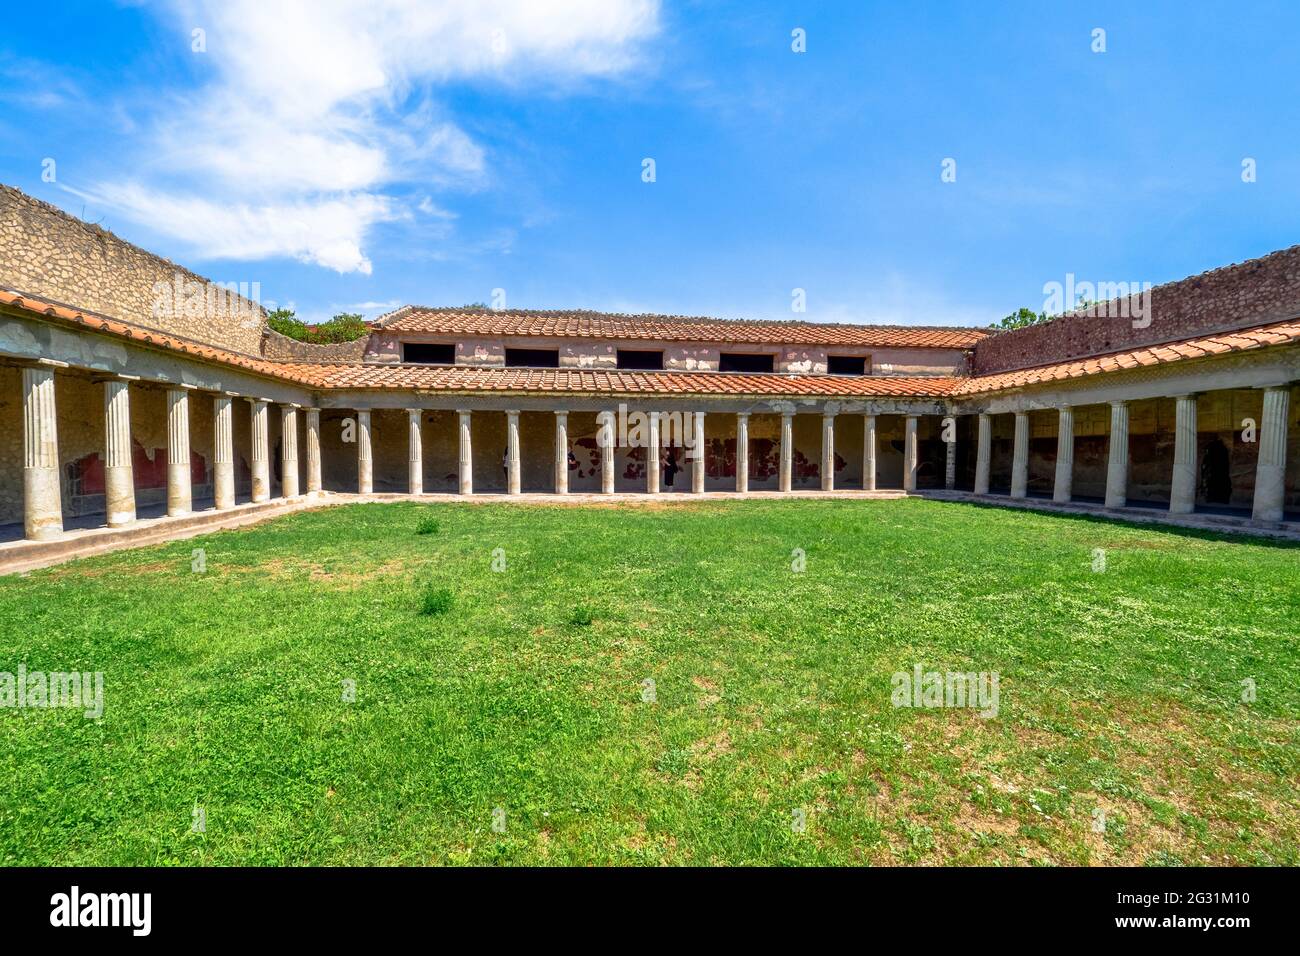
[{"x1": 0, "y1": 498, "x2": 1296, "y2": 866}]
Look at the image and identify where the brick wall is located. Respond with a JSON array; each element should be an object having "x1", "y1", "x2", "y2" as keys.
[
  {"x1": 973, "y1": 244, "x2": 1300, "y2": 374},
  {"x1": 0, "y1": 185, "x2": 265, "y2": 354}
]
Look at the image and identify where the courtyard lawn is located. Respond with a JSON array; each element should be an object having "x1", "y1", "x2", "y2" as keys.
[{"x1": 0, "y1": 498, "x2": 1296, "y2": 866}]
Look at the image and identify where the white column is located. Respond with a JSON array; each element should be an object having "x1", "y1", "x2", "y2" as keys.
[
  {"x1": 356, "y1": 409, "x2": 373, "y2": 495},
  {"x1": 1169, "y1": 395, "x2": 1198, "y2": 514},
  {"x1": 821, "y1": 413, "x2": 835, "y2": 491},
  {"x1": 691, "y1": 411, "x2": 706, "y2": 493},
  {"x1": 22, "y1": 365, "x2": 62, "y2": 540},
  {"x1": 735, "y1": 412, "x2": 749, "y2": 493},
  {"x1": 598, "y1": 411, "x2": 615, "y2": 494},
  {"x1": 304, "y1": 408, "x2": 322, "y2": 495},
  {"x1": 1053, "y1": 406, "x2": 1074, "y2": 504},
  {"x1": 407, "y1": 409, "x2": 423, "y2": 495},
  {"x1": 974, "y1": 413, "x2": 991, "y2": 495},
  {"x1": 903, "y1": 415, "x2": 919, "y2": 492},
  {"x1": 281, "y1": 406, "x2": 299, "y2": 498},
  {"x1": 1252, "y1": 386, "x2": 1291, "y2": 523},
  {"x1": 1009, "y1": 411, "x2": 1029, "y2": 499},
  {"x1": 457, "y1": 409, "x2": 473, "y2": 494},
  {"x1": 166, "y1": 387, "x2": 192, "y2": 516},
  {"x1": 250, "y1": 399, "x2": 270, "y2": 503},
  {"x1": 647, "y1": 410, "x2": 660, "y2": 494},
  {"x1": 863, "y1": 415, "x2": 877, "y2": 491},
  {"x1": 779, "y1": 412, "x2": 793, "y2": 492},
  {"x1": 104, "y1": 378, "x2": 136, "y2": 526},
  {"x1": 213, "y1": 394, "x2": 235, "y2": 510},
  {"x1": 1105, "y1": 401, "x2": 1129, "y2": 509},
  {"x1": 554, "y1": 411, "x2": 569, "y2": 494},
  {"x1": 506, "y1": 410, "x2": 521, "y2": 495}
]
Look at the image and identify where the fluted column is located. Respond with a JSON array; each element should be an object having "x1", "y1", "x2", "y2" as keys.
[
  {"x1": 356, "y1": 410, "x2": 373, "y2": 495},
  {"x1": 213, "y1": 394, "x2": 235, "y2": 510},
  {"x1": 304, "y1": 408, "x2": 321, "y2": 495},
  {"x1": 554, "y1": 411, "x2": 569, "y2": 494},
  {"x1": 1053, "y1": 406, "x2": 1074, "y2": 503},
  {"x1": 820, "y1": 413, "x2": 835, "y2": 491},
  {"x1": 506, "y1": 410, "x2": 521, "y2": 495},
  {"x1": 863, "y1": 415, "x2": 877, "y2": 491},
  {"x1": 250, "y1": 399, "x2": 270, "y2": 503},
  {"x1": 104, "y1": 378, "x2": 136, "y2": 526},
  {"x1": 974, "y1": 413, "x2": 991, "y2": 495},
  {"x1": 1105, "y1": 401, "x2": 1129, "y2": 509},
  {"x1": 1169, "y1": 395, "x2": 1198, "y2": 514},
  {"x1": 779, "y1": 412, "x2": 793, "y2": 492},
  {"x1": 22, "y1": 365, "x2": 62, "y2": 540},
  {"x1": 166, "y1": 387, "x2": 192, "y2": 516},
  {"x1": 1009, "y1": 411, "x2": 1029, "y2": 499},
  {"x1": 599, "y1": 411, "x2": 615, "y2": 494},
  {"x1": 1252, "y1": 386, "x2": 1291, "y2": 523},
  {"x1": 903, "y1": 415, "x2": 919, "y2": 492},
  {"x1": 457, "y1": 410, "x2": 473, "y2": 494},
  {"x1": 646, "y1": 410, "x2": 660, "y2": 494},
  {"x1": 691, "y1": 411, "x2": 706, "y2": 493},
  {"x1": 735, "y1": 412, "x2": 749, "y2": 493},
  {"x1": 280, "y1": 406, "x2": 299, "y2": 498},
  {"x1": 407, "y1": 409, "x2": 423, "y2": 495}
]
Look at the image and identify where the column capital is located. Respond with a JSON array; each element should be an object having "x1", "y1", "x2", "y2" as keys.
[
  {"x1": 553, "y1": 408, "x2": 568, "y2": 418},
  {"x1": 505, "y1": 408, "x2": 521, "y2": 417},
  {"x1": 35, "y1": 357, "x2": 71, "y2": 369},
  {"x1": 1109, "y1": 398, "x2": 1129, "y2": 408},
  {"x1": 456, "y1": 408, "x2": 472, "y2": 416},
  {"x1": 1254, "y1": 381, "x2": 1295, "y2": 391},
  {"x1": 736, "y1": 411, "x2": 750, "y2": 419},
  {"x1": 406, "y1": 407, "x2": 423, "y2": 416}
]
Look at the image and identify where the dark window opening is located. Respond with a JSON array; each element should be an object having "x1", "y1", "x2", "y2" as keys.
[
  {"x1": 504, "y1": 347, "x2": 560, "y2": 368},
  {"x1": 402, "y1": 342, "x2": 455, "y2": 365},
  {"x1": 617, "y1": 349, "x2": 664, "y2": 370},
  {"x1": 718, "y1": 352, "x2": 775, "y2": 373},
  {"x1": 827, "y1": 355, "x2": 868, "y2": 376}
]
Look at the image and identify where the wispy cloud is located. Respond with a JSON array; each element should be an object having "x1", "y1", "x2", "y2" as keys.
[{"x1": 78, "y1": 0, "x2": 660, "y2": 273}]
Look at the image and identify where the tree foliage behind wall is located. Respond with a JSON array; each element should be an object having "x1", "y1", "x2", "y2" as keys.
[{"x1": 267, "y1": 309, "x2": 370, "y2": 344}]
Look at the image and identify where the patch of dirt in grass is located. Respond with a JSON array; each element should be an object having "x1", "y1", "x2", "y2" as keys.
[
  {"x1": 692, "y1": 675, "x2": 721, "y2": 708},
  {"x1": 691, "y1": 728, "x2": 733, "y2": 761},
  {"x1": 48, "y1": 559, "x2": 176, "y2": 579}
]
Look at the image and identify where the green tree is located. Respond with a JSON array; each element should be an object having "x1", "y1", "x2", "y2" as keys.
[{"x1": 991, "y1": 307, "x2": 1051, "y2": 331}]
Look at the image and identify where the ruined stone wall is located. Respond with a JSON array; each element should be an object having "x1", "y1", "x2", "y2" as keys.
[
  {"x1": 261, "y1": 328, "x2": 368, "y2": 362},
  {"x1": 973, "y1": 245, "x2": 1300, "y2": 375},
  {"x1": 0, "y1": 185, "x2": 265, "y2": 354}
]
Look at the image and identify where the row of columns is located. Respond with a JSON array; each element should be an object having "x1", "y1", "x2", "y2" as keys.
[
  {"x1": 19, "y1": 370, "x2": 1293, "y2": 540},
  {"x1": 970, "y1": 386, "x2": 1292, "y2": 522},
  {"x1": 430, "y1": 409, "x2": 930, "y2": 496},
  {"x1": 19, "y1": 364, "x2": 321, "y2": 540}
]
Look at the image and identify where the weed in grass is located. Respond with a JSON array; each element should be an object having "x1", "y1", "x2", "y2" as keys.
[
  {"x1": 569, "y1": 605, "x2": 594, "y2": 627},
  {"x1": 419, "y1": 586, "x2": 453, "y2": 616},
  {"x1": 415, "y1": 516, "x2": 440, "y2": 536}
]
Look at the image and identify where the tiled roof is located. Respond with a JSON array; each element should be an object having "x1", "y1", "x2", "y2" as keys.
[
  {"x1": 956, "y1": 318, "x2": 1300, "y2": 395},
  {"x1": 0, "y1": 289, "x2": 318, "y2": 386},
  {"x1": 308, "y1": 363, "x2": 961, "y2": 398},
  {"x1": 376, "y1": 306, "x2": 988, "y2": 349},
  {"x1": 5, "y1": 288, "x2": 1297, "y2": 401}
]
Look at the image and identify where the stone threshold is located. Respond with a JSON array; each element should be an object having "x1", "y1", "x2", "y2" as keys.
[{"x1": 917, "y1": 490, "x2": 1300, "y2": 542}]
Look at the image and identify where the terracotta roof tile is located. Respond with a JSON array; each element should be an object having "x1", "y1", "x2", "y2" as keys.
[
  {"x1": 956, "y1": 318, "x2": 1300, "y2": 395},
  {"x1": 302, "y1": 363, "x2": 960, "y2": 398},
  {"x1": 376, "y1": 306, "x2": 988, "y2": 349}
]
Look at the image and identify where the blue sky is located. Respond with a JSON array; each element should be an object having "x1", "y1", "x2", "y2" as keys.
[{"x1": 2, "y1": 0, "x2": 1299, "y2": 327}]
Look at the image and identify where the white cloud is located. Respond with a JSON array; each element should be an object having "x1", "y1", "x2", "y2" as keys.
[{"x1": 86, "y1": 0, "x2": 659, "y2": 272}]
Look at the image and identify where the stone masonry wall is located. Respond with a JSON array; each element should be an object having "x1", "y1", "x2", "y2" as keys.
[
  {"x1": 261, "y1": 328, "x2": 368, "y2": 362},
  {"x1": 0, "y1": 185, "x2": 265, "y2": 354},
  {"x1": 973, "y1": 244, "x2": 1300, "y2": 375}
]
